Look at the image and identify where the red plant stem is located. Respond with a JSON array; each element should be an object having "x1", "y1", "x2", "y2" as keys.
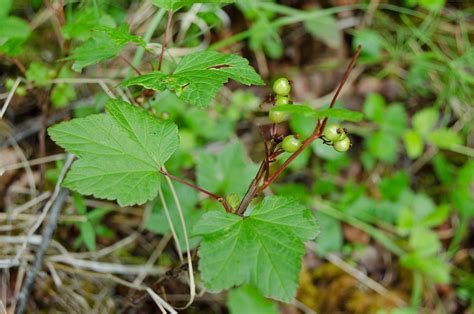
[
  {"x1": 120, "y1": 55, "x2": 142, "y2": 75},
  {"x1": 159, "y1": 168, "x2": 232, "y2": 212},
  {"x1": 158, "y1": 10, "x2": 174, "y2": 71},
  {"x1": 258, "y1": 45, "x2": 362, "y2": 192}
]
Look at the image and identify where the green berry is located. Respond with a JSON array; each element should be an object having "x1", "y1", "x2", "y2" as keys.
[
  {"x1": 324, "y1": 124, "x2": 346, "y2": 142},
  {"x1": 281, "y1": 135, "x2": 302, "y2": 153},
  {"x1": 160, "y1": 112, "x2": 170, "y2": 120},
  {"x1": 226, "y1": 193, "x2": 241, "y2": 209},
  {"x1": 48, "y1": 69, "x2": 57, "y2": 78},
  {"x1": 16, "y1": 86, "x2": 26, "y2": 96},
  {"x1": 272, "y1": 77, "x2": 291, "y2": 96},
  {"x1": 269, "y1": 109, "x2": 287, "y2": 123},
  {"x1": 333, "y1": 137, "x2": 351, "y2": 152},
  {"x1": 275, "y1": 95, "x2": 290, "y2": 106},
  {"x1": 5, "y1": 78, "x2": 15, "y2": 91}
]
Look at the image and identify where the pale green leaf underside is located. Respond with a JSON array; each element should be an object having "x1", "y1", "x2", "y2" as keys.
[
  {"x1": 151, "y1": 0, "x2": 234, "y2": 11},
  {"x1": 273, "y1": 104, "x2": 363, "y2": 122},
  {"x1": 121, "y1": 50, "x2": 264, "y2": 108},
  {"x1": 68, "y1": 25, "x2": 146, "y2": 72},
  {"x1": 193, "y1": 196, "x2": 319, "y2": 302},
  {"x1": 48, "y1": 99, "x2": 179, "y2": 206}
]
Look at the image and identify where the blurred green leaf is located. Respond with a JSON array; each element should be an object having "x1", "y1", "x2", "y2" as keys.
[
  {"x1": 432, "y1": 155, "x2": 455, "y2": 184},
  {"x1": 151, "y1": 0, "x2": 233, "y2": 11},
  {"x1": 421, "y1": 204, "x2": 451, "y2": 228},
  {"x1": 26, "y1": 62, "x2": 51, "y2": 87},
  {"x1": 403, "y1": 129, "x2": 424, "y2": 159},
  {"x1": 382, "y1": 103, "x2": 407, "y2": 136},
  {"x1": 0, "y1": 0, "x2": 13, "y2": 18},
  {"x1": 79, "y1": 221, "x2": 96, "y2": 251},
  {"x1": 52, "y1": 84, "x2": 76, "y2": 108},
  {"x1": 363, "y1": 93, "x2": 385, "y2": 122},
  {"x1": 409, "y1": 227, "x2": 441, "y2": 256},
  {"x1": 72, "y1": 193, "x2": 87, "y2": 215},
  {"x1": 314, "y1": 211, "x2": 343, "y2": 257},
  {"x1": 418, "y1": 0, "x2": 445, "y2": 11},
  {"x1": 401, "y1": 254, "x2": 450, "y2": 284},
  {"x1": 412, "y1": 107, "x2": 439, "y2": 136},
  {"x1": 0, "y1": 16, "x2": 30, "y2": 41},
  {"x1": 304, "y1": 14, "x2": 342, "y2": 49},
  {"x1": 227, "y1": 285, "x2": 279, "y2": 314},
  {"x1": 274, "y1": 105, "x2": 363, "y2": 122},
  {"x1": 353, "y1": 29, "x2": 383, "y2": 59},
  {"x1": 427, "y1": 128, "x2": 462, "y2": 149},
  {"x1": 87, "y1": 207, "x2": 113, "y2": 225},
  {"x1": 379, "y1": 171, "x2": 410, "y2": 201},
  {"x1": 290, "y1": 114, "x2": 316, "y2": 138},
  {"x1": 196, "y1": 142, "x2": 259, "y2": 197},
  {"x1": 249, "y1": 18, "x2": 283, "y2": 59},
  {"x1": 62, "y1": 9, "x2": 116, "y2": 41},
  {"x1": 367, "y1": 131, "x2": 398, "y2": 163}
]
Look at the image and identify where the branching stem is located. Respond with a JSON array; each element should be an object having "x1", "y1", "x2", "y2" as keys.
[
  {"x1": 237, "y1": 45, "x2": 362, "y2": 215},
  {"x1": 159, "y1": 168, "x2": 232, "y2": 213}
]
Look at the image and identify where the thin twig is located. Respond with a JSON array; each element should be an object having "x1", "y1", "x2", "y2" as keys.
[
  {"x1": 159, "y1": 168, "x2": 231, "y2": 212},
  {"x1": 0, "y1": 77, "x2": 21, "y2": 119},
  {"x1": 120, "y1": 55, "x2": 142, "y2": 75},
  {"x1": 158, "y1": 10, "x2": 174, "y2": 71},
  {"x1": 8, "y1": 154, "x2": 74, "y2": 268},
  {"x1": 15, "y1": 188, "x2": 69, "y2": 314},
  {"x1": 326, "y1": 252, "x2": 406, "y2": 307}
]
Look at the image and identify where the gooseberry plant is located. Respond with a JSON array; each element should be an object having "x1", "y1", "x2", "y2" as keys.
[{"x1": 47, "y1": 0, "x2": 363, "y2": 304}]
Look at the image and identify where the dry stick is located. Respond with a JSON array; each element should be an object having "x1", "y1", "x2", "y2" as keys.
[
  {"x1": 15, "y1": 188, "x2": 69, "y2": 314},
  {"x1": 158, "y1": 10, "x2": 174, "y2": 71},
  {"x1": 37, "y1": 91, "x2": 50, "y2": 191},
  {"x1": 237, "y1": 45, "x2": 362, "y2": 215}
]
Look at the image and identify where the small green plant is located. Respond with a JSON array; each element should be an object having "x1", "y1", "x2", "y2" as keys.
[{"x1": 46, "y1": 0, "x2": 364, "y2": 303}]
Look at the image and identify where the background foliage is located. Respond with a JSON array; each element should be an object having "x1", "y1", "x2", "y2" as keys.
[{"x1": 0, "y1": 0, "x2": 473, "y2": 313}]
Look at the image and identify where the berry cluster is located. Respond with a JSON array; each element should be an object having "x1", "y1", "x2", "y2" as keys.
[
  {"x1": 323, "y1": 124, "x2": 351, "y2": 152},
  {"x1": 268, "y1": 77, "x2": 303, "y2": 153},
  {"x1": 268, "y1": 77, "x2": 351, "y2": 153}
]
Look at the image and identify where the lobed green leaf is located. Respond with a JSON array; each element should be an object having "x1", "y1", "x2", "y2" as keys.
[
  {"x1": 121, "y1": 50, "x2": 264, "y2": 108},
  {"x1": 68, "y1": 25, "x2": 146, "y2": 72},
  {"x1": 193, "y1": 196, "x2": 319, "y2": 302},
  {"x1": 48, "y1": 99, "x2": 179, "y2": 206}
]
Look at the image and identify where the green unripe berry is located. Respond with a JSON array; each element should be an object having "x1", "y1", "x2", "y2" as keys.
[
  {"x1": 5, "y1": 78, "x2": 15, "y2": 91},
  {"x1": 160, "y1": 112, "x2": 170, "y2": 120},
  {"x1": 272, "y1": 77, "x2": 291, "y2": 96},
  {"x1": 226, "y1": 192, "x2": 241, "y2": 209},
  {"x1": 281, "y1": 135, "x2": 302, "y2": 153},
  {"x1": 333, "y1": 137, "x2": 351, "y2": 152},
  {"x1": 48, "y1": 69, "x2": 57, "y2": 78},
  {"x1": 275, "y1": 95, "x2": 290, "y2": 106},
  {"x1": 324, "y1": 124, "x2": 346, "y2": 142},
  {"x1": 269, "y1": 109, "x2": 287, "y2": 123},
  {"x1": 16, "y1": 86, "x2": 26, "y2": 96}
]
